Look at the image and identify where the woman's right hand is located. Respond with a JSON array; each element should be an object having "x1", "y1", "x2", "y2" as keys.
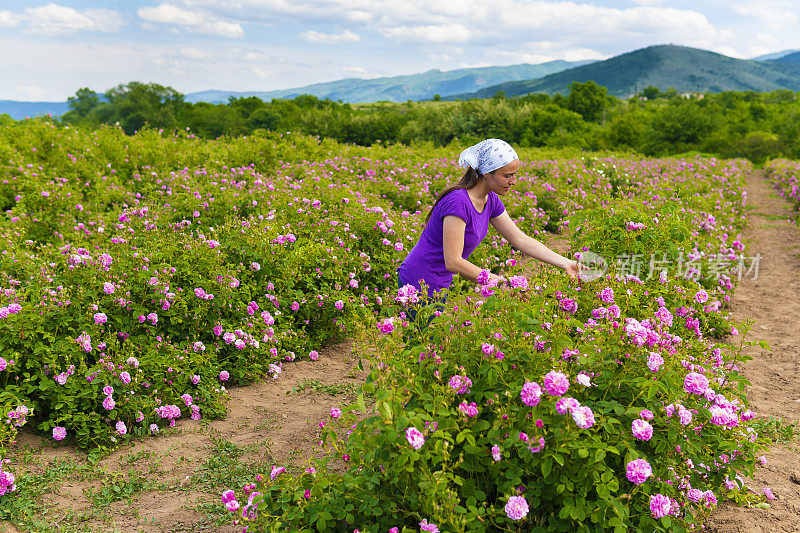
[
  {"x1": 489, "y1": 273, "x2": 507, "y2": 285},
  {"x1": 563, "y1": 260, "x2": 580, "y2": 279}
]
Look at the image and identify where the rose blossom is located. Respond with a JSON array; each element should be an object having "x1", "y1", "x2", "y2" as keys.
[
  {"x1": 419, "y1": 519, "x2": 439, "y2": 532},
  {"x1": 626, "y1": 458, "x2": 652, "y2": 485},
  {"x1": 102, "y1": 396, "x2": 115, "y2": 410},
  {"x1": 405, "y1": 427, "x2": 425, "y2": 450},
  {"x1": 695, "y1": 289, "x2": 709, "y2": 303},
  {"x1": 650, "y1": 493, "x2": 671, "y2": 518},
  {"x1": 556, "y1": 397, "x2": 580, "y2": 415},
  {"x1": 543, "y1": 371, "x2": 569, "y2": 396},
  {"x1": 448, "y1": 374, "x2": 472, "y2": 395},
  {"x1": 52, "y1": 426, "x2": 67, "y2": 441},
  {"x1": 598, "y1": 287, "x2": 614, "y2": 304},
  {"x1": 505, "y1": 495, "x2": 529, "y2": 520},
  {"x1": 571, "y1": 405, "x2": 595, "y2": 428},
  {"x1": 632, "y1": 419, "x2": 653, "y2": 441},
  {"x1": 520, "y1": 382, "x2": 542, "y2": 407},
  {"x1": 647, "y1": 352, "x2": 664, "y2": 372},
  {"x1": 458, "y1": 401, "x2": 478, "y2": 417},
  {"x1": 491, "y1": 444, "x2": 501, "y2": 461},
  {"x1": 684, "y1": 372, "x2": 709, "y2": 395}
]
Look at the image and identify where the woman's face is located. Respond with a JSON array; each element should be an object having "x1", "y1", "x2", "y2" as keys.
[{"x1": 486, "y1": 159, "x2": 520, "y2": 196}]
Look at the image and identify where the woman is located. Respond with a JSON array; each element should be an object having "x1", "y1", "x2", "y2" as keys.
[{"x1": 398, "y1": 138, "x2": 578, "y2": 301}]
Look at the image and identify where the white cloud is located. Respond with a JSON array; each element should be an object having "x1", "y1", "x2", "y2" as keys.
[
  {"x1": 300, "y1": 30, "x2": 360, "y2": 43},
  {"x1": 345, "y1": 10, "x2": 372, "y2": 23},
  {"x1": 428, "y1": 53, "x2": 453, "y2": 62},
  {"x1": 204, "y1": 20, "x2": 244, "y2": 38},
  {"x1": 0, "y1": 10, "x2": 20, "y2": 28},
  {"x1": 138, "y1": 3, "x2": 244, "y2": 38},
  {"x1": 167, "y1": 0, "x2": 731, "y2": 52},
  {"x1": 139, "y1": 4, "x2": 204, "y2": 26},
  {"x1": 16, "y1": 85, "x2": 47, "y2": 100},
  {"x1": 382, "y1": 23, "x2": 470, "y2": 43},
  {"x1": 492, "y1": 47, "x2": 606, "y2": 65},
  {"x1": 251, "y1": 67, "x2": 271, "y2": 78},
  {"x1": 733, "y1": 1, "x2": 799, "y2": 31},
  {"x1": 179, "y1": 47, "x2": 210, "y2": 60},
  {"x1": 24, "y1": 4, "x2": 123, "y2": 35},
  {"x1": 244, "y1": 51, "x2": 269, "y2": 61}
]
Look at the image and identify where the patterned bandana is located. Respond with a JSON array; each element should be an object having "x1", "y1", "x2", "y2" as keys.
[{"x1": 458, "y1": 138, "x2": 519, "y2": 175}]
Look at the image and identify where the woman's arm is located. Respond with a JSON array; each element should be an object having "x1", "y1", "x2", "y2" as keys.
[
  {"x1": 442, "y1": 215, "x2": 503, "y2": 283},
  {"x1": 490, "y1": 210, "x2": 579, "y2": 276}
]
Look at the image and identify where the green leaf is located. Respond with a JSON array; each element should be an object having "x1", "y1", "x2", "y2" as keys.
[
  {"x1": 541, "y1": 459, "x2": 552, "y2": 477},
  {"x1": 376, "y1": 401, "x2": 392, "y2": 420},
  {"x1": 357, "y1": 393, "x2": 366, "y2": 413},
  {"x1": 595, "y1": 449, "x2": 606, "y2": 462}
]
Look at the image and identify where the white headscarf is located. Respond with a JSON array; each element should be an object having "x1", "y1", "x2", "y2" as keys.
[{"x1": 458, "y1": 138, "x2": 519, "y2": 175}]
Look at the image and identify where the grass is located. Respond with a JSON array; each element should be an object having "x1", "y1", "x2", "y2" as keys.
[
  {"x1": 751, "y1": 416, "x2": 800, "y2": 445},
  {"x1": 85, "y1": 471, "x2": 159, "y2": 508},
  {"x1": 196, "y1": 433, "x2": 270, "y2": 491},
  {"x1": 189, "y1": 433, "x2": 275, "y2": 527},
  {"x1": 288, "y1": 378, "x2": 359, "y2": 396},
  {"x1": 0, "y1": 455, "x2": 98, "y2": 530},
  {"x1": 751, "y1": 211, "x2": 794, "y2": 221}
]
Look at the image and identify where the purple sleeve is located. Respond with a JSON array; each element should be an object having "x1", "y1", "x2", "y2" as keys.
[
  {"x1": 437, "y1": 190, "x2": 470, "y2": 222},
  {"x1": 490, "y1": 192, "x2": 506, "y2": 218}
]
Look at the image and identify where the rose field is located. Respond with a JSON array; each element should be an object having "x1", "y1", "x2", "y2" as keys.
[{"x1": 1, "y1": 120, "x2": 799, "y2": 533}]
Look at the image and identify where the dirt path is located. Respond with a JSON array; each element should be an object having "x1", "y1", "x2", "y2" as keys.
[
  {"x1": 708, "y1": 170, "x2": 800, "y2": 532},
  {"x1": 2, "y1": 341, "x2": 367, "y2": 532}
]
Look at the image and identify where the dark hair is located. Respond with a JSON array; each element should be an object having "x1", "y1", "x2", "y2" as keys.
[{"x1": 425, "y1": 167, "x2": 483, "y2": 222}]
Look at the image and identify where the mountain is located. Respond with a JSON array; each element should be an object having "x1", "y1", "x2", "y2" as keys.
[
  {"x1": 182, "y1": 61, "x2": 594, "y2": 104},
  {"x1": 751, "y1": 49, "x2": 800, "y2": 61},
  {"x1": 0, "y1": 60, "x2": 591, "y2": 119},
  {"x1": 767, "y1": 51, "x2": 800, "y2": 63},
  {"x1": 0, "y1": 100, "x2": 70, "y2": 120},
  {"x1": 453, "y1": 45, "x2": 800, "y2": 99}
]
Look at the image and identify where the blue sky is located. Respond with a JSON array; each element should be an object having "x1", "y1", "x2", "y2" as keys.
[{"x1": 2, "y1": 0, "x2": 800, "y2": 101}]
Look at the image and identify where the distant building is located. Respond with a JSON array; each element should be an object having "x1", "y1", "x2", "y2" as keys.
[{"x1": 680, "y1": 92, "x2": 704, "y2": 100}]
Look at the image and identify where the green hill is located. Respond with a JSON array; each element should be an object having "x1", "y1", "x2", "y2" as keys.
[
  {"x1": 455, "y1": 45, "x2": 800, "y2": 99},
  {"x1": 184, "y1": 60, "x2": 593, "y2": 104},
  {"x1": 751, "y1": 49, "x2": 799, "y2": 61},
  {"x1": 0, "y1": 100, "x2": 70, "y2": 120},
  {"x1": 768, "y1": 51, "x2": 800, "y2": 63}
]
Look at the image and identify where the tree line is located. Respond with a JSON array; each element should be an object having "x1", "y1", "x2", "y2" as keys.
[{"x1": 35, "y1": 80, "x2": 800, "y2": 163}]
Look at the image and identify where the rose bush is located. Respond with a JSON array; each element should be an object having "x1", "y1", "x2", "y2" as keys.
[
  {"x1": 765, "y1": 158, "x2": 800, "y2": 212},
  {"x1": 218, "y1": 155, "x2": 770, "y2": 531},
  {"x1": 1, "y1": 120, "x2": 769, "y2": 532}
]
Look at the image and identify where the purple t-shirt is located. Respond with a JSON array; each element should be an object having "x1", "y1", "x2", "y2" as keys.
[{"x1": 398, "y1": 188, "x2": 506, "y2": 296}]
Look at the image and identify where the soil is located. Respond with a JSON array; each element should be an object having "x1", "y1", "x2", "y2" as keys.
[
  {"x1": 2, "y1": 171, "x2": 799, "y2": 532},
  {"x1": 706, "y1": 170, "x2": 800, "y2": 532}
]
